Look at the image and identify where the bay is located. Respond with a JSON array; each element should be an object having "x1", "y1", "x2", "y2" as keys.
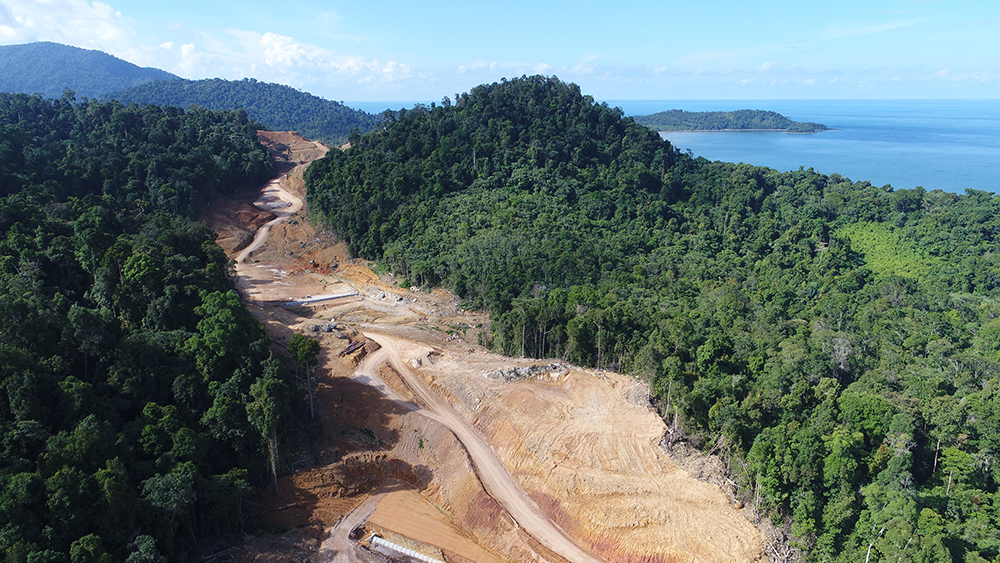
[{"x1": 608, "y1": 99, "x2": 1000, "y2": 194}]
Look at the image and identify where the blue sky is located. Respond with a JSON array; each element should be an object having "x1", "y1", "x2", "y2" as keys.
[{"x1": 1, "y1": 0, "x2": 998, "y2": 101}]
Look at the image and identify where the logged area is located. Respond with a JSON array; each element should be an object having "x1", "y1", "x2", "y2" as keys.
[{"x1": 211, "y1": 132, "x2": 766, "y2": 562}]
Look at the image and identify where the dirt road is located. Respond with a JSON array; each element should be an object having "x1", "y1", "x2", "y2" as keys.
[
  {"x1": 235, "y1": 173, "x2": 302, "y2": 264},
  {"x1": 320, "y1": 490, "x2": 385, "y2": 563},
  {"x1": 228, "y1": 136, "x2": 605, "y2": 562},
  {"x1": 357, "y1": 333, "x2": 607, "y2": 563},
  {"x1": 218, "y1": 131, "x2": 767, "y2": 563}
]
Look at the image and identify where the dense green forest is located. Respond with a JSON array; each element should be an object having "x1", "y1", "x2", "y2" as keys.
[
  {"x1": 634, "y1": 109, "x2": 828, "y2": 132},
  {"x1": 307, "y1": 75, "x2": 1000, "y2": 562},
  {"x1": 108, "y1": 78, "x2": 381, "y2": 145},
  {"x1": 0, "y1": 42, "x2": 178, "y2": 100},
  {"x1": 0, "y1": 92, "x2": 304, "y2": 562}
]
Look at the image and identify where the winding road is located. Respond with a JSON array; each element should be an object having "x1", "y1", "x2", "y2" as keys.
[
  {"x1": 235, "y1": 172, "x2": 303, "y2": 264},
  {"x1": 353, "y1": 333, "x2": 606, "y2": 563},
  {"x1": 233, "y1": 159, "x2": 606, "y2": 563}
]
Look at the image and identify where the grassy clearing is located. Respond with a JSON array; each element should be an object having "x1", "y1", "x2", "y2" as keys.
[{"x1": 837, "y1": 221, "x2": 943, "y2": 280}]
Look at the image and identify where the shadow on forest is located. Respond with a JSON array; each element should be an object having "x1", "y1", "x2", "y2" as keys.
[{"x1": 253, "y1": 374, "x2": 431, "y2": 530}]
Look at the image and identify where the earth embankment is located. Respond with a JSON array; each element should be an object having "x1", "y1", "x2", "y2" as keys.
[{"x1": 212, "y1": 131, "x2": 768, "y2": 563}]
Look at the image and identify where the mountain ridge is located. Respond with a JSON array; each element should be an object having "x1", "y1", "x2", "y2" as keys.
[
  {"x1": 107, "y1": 77, "x2": 380, "y2": 144},
  {"x1": 0, "y1": 41, "x2": 178, "y2": 98}
]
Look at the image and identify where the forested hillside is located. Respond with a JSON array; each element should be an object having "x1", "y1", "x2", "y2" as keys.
[
  {"x1": 0, "y1": 42, "x2": 178, "y2": 99},
  {"x1": 634, "y1": 109, "x2": 828, "y2": 132},
  {"x1": 307, "y1": 75, "x2": 1000, "y2": 562},
  {"x1": 108, "y1": 78, "x2": 381, "y2": 145},
  {"x1": 0, "y1": 92, "x2": 303, "y2": 561}
]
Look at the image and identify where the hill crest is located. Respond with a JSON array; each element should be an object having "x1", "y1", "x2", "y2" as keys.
[
  {"x1": 107, "y1": 77, "x2": 381, "y2": 144},
  {"x1": 0, "y1": 41, "x2": 178, "y2": 98}
]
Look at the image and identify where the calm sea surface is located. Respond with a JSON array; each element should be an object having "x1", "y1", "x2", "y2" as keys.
[
  {"x1": 609, "y1": 100, "x2": 1000, "y2": 194},
  {"x1": 347, "y1": 99, "x2": 1000, "y2": 194}
]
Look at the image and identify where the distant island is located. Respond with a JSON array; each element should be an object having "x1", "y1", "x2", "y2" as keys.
[{"x1": 633, "y1": 109, "x2": 828, "y2": 132}]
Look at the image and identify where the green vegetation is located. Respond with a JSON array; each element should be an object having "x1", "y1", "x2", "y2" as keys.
[
  {"x1": 307, "y1": 75, "x2": 1000, "y2": 562},
  {"x1": 0, "y1": 42, "x2": 178, "y2": 99},
  {"x1": 288, "y1": 334, "x2": 322, "y2": 421},
  {"x1": 837, "y1": 221, "x2": 944, "y2": 281},
  {"x1": 633, "y1": 109, "x2": 828, "y2": 132},
  {"x1": 108, "y1": 78, "x2": 381, "y2": 145},
  {"x1": 0, "y1": 92, "x2": 305, "y2": 561}
]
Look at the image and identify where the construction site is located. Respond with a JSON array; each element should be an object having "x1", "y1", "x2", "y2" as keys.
[{"x1": 205, "y1": 131, "x2": 771, "y2": 563}]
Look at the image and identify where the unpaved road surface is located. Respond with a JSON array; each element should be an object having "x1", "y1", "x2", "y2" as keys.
[
  {"x1": 217, "y1": 131, "x2": 768, "y2": 563},
  {"x1": 358, "y1": 334, "x2": 606, "y2": 563},
  {"x1": 231, "y1": 140, "x2": 606, "y2": 562},
  {"x1": 235, "y1": 173, "x2": 303, "y2": 264},
  {"x1": 320, "y1": 489, "x2": 386, "y2": 563}
]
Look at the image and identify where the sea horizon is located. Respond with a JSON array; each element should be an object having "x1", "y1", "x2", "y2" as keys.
[{"x1": 345, "y1": 99, "x2": 1000, "y2": 194}]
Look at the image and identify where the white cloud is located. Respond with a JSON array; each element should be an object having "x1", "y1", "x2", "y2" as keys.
[
  {"x1": 930, "y1": 67, "x2": 992, "y2": 83},
  {"x1": 261, "y1": 32, "x2": 316, "y2": 67},
  {"x1": 156, "y1": 40, "x2": 204, "y2": 76},
  {"x1": 256, "y1": 32, "x2": 409, "y2": 82},
  {"x1": 0, "y1": 0, "x2": 128, "y2": 49},
  {"x1": 456, "y1": 58, "x2": 553, "y2": 78},
  {"x1": 0, "y1": 1, "x2": 416, "y2": 97},
  {"x1": 572, "y1": 54, "x2": 599, "y2": 75},
  {"x1": 457, "y1": 59, "x2": 490, "y2": 73},
  {"x1": 212, "y1": 31, "x2": 411, "y2": 94},
  {"x1": 758, "y1": 62, "x2": 774, "y2": 73},
  {"x1": 177, "y1": 42, "x2": 201, "y2": 74}
]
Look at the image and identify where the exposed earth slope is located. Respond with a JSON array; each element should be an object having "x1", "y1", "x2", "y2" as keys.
[{"x1": 212, "y1": 131, "x2": 767, "y2": 563}]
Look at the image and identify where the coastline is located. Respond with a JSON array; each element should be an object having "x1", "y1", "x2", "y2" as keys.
[
  {"x1": 657, "y1": 128, "x2": 832, "y2": 133},
  {"x1": 653, "y1": 99, "x2": 1000, "y2": 192}
]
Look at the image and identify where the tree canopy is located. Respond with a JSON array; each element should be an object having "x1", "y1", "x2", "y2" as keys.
[
  {"x1": 107, "y1": 78, "x2": 381, "y2": 145},
  {"x1": 0, "y1": 92, "x2": 302, "y2": 562},
  {"x1": 0, "y1": 42, "x2": 178, "y2": 99},
  {"x1": 307, "y1": 74, "x2": 1000, "y2": 562}
]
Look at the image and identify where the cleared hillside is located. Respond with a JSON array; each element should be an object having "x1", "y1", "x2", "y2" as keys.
[
  {"x1": 207, "y1": 133, "x2": 767, "y2": 562},
  {"x1": 307, "y1": 75, "x2": 1000, "y2": 562}
]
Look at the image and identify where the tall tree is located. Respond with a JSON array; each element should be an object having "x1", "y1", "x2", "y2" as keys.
[{"x1": 288, "y1": 334, "x2": 321, "y2": 421}]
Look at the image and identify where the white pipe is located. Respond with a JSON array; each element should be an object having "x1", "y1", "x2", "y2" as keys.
[{"x1": 369, "y1": 535, "x2": 446, "y2": 563}]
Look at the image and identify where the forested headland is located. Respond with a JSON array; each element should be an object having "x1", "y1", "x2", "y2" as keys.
[
  {"x1": 0, "y1": 92, "x2": 306, "y2": 561},
  {"x1": 634, "y1": 109, "x2": 828, "y2": 132},
  {"x1": 108, "y1": 78, "x2": 381, "y2": 145},
  {"x1": 307, "y1": 75, "x2": 1000, "y2": 562}
]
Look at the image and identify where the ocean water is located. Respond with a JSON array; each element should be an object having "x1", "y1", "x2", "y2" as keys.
[
  {"x1": 346, "y1": 101, "x2": 432, "y2": 115},
  {"x1": 609, "y1": 100, "x2": 1000, "y2": 194},
  {"x1": 346, "y1": 99, "x2": 1000, "y2": 194}
]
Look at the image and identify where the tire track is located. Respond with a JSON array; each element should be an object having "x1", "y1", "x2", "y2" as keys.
[{"x1": 355, "y1": 332, "x2": 607, "y2": 563}]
